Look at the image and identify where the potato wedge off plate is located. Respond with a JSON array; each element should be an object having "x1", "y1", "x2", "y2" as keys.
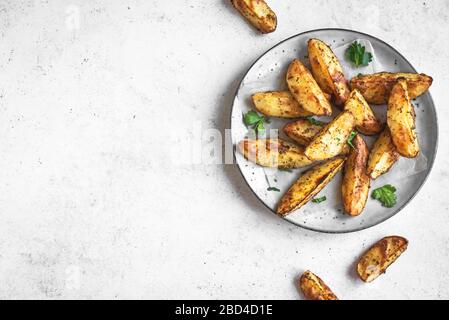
[{"x1": 230, "y1": 29, "x2": 438, "y2": 233}]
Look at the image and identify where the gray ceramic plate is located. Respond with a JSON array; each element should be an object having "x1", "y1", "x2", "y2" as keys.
[{"x1": 231, "y1": 29, "x2": 438, "y2": 233}]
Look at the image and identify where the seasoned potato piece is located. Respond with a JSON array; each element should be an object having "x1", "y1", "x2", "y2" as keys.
[
  {"x1": 231, "y1": 0, "x2": 277, "y2": 34},
  {"x1": 283, "y1": 119, "x2": 324, "y2": 146},
  {"x1": 344, "y1": 89, "x2": 382, "y2": 135},
  {"x1": 366, "y1": 128, "x2": 400, "y2": 179},
  {"x1": 286, "y1": 59, "x2": 333, "y2": 116},
  {"x1": 341, "y1": 135, "x2": 370, "y2": 216},
  {"x1": 252, "y1": 91, "x2": 312, "y2": 118},
  {"x1": 350, "y1": 72, "x2": 433, "y2": 105},
  {"x1": 308, "y1": 38, "x2": 350, "y2": 107},
  {"x1": 304, "y1": 111, "x2": 355, "y2": 161},
  {"x1": 277, "y1": 157, "x2": 345, "y2": 216},
  {"x1": 299, "y1": 271, "x2": 338, "y2": 300},
  {"x1": 357, "y1": 236, "x2": 408, "y2": 283},
  {"x1": 387, "y1": 79, "x2": 419, "y2": 158},
  {"x1": 238, "y1": 139, "x2": 314, "y2": 169}
]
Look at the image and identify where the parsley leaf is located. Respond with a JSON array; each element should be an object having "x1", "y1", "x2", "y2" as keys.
[
  {"x1": 346, "y1": 41, "x2": 373, "y2": 67},
  {"x1": 244, "y1": 111, "x2": 263, "y2": 126},
  {"x1": 372, "y1": 185, "x2": 397, "y2": 208},
  {"x1": 312, "y1": 196, "x2": 327, "y2": 204},
  {"x1": 243, "y1": 111, "x2": 269, "y2": 135},
  {"x1": 267, "y1": 187, "x2": 280, "y2": 192},
  {"x1": 347, "y1": 131, "x2": 357, "y2": 149},
  {"x1": 306, "y1": 116, "x2": 325, "y2": 126}
]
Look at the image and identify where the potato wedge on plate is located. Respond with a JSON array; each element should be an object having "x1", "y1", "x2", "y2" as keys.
[
  {"x1": 366, "y1": 128, "x2": 400, "y2": 179},
  {"x1": 308, "y1": 38, "x2": 350, "y2": 107},
  {"x1": 299, "y1": 271, "x2": 338, "y2": 300},
  {"x1": 357, "y1": 236, "x2": 408, "y2": 283},
  {"x1": 344, "y1": 89, "x2": 382, "y2": 135},
  {"x1": 341, "y1": 135, "x2": 370, "y2": 216},
  {"x1": 231, "y1": 0, "x2": 277, "y2": 34},
  {"x1": 238, "y1": 139, "x2": 314, "y2": 169},
  {"x1": 277, "y1": 157, "x2": 345, "y2": 216},
  {"x1": 350, "y1": 72, "x2": 433, "y2": 105},
  {"x1": 286, "y1": 59, "x2": 333, "y2": 116},
  {"x1": 283, "y1": 119, "x2": 324, "y2": 146},
  {"x1": 304, "y1": 111, "x2": 355, "y2": 161},
  {"x1": 252, "y1": 91, "x2": 312, "y2": 118},
  {"x1": 387, "y1": 79, "x2": 420, "y2": 158}
]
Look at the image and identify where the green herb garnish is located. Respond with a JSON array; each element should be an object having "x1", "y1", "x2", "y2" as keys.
[
  {"x1": 372, "y1": 185, "x2": 397, "y2": 208},
  {"x1": 267, "y1": 187, "x2": 281, "y2": 192},
  {"x1": 243, "y1": 111, "x2": 269, "y2": 135},
  {"x1": 346, "y1": 41, "x2": 373, "y2": 67},
  {"x1": 347, "y1": 131, "x2": 357, "y2": 149},
  {"x1": 278, "y1": 168, "x2": 293, "y2": 173},
  {"x1": 306, "y1": 116, "x2": 325, "y2": 126},
  {"x1": 312, "y1": 196, "x2": 327, "y2": 204}
]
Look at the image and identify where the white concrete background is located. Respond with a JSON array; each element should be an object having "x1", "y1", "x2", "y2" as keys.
[{"x1": 0, "y1": 0, "x2": 448, "y2": 300}]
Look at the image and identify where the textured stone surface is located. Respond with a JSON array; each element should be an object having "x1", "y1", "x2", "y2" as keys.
[{"x1": 0, "y1": 0, "x2": 448, "y2": 299}]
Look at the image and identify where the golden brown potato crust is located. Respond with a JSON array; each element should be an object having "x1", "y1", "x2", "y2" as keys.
[
  {"x1": 366, "y1": 128, "x2": 400, "y2": 179},
  {"x1": 308, "y1": 38, "x2": 350, "y2": 107},
  {"x1": 238, "y1": 139, "x2": 314, "y2": 169},
  {"x1": 299, "y1": 271, "x2": 339, "y2": 300},
  {"x1": 252, "y1": 91, "x2": 312, "y2": 118},
  {"x1": 283, "y1": 119, "x2": 324, "y2": 146},
  {"x1": 344, "y1": 89, "x2": 382, "y2": 135},
  {"x1": 304, "y1": 111, "x2": 355, "y2": 161},
  {"x1": 277, "y1": 157, "x2": 345, "y2": 216},
  {"x1": 387, "y1": 79, "x2": 420, "y2": 158},
  {"x1": 350, "y1": 72, "x2": 433, "y2": 105},
  {"x1": 341, "y1": 135, "x2": 370, "y2": 216},
  {"x1": 357, "y1": 236, "x2": 408, "y2": 283},
  {"x1": 231, "y1": 0, "x2": 277, "y2": 33},
  {"x1": 286, "y1": 59, "x2": 333, "y2": 116}
]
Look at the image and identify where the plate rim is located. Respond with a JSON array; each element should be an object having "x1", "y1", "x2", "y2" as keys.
[{"x1": 230, "y1": 28, "x2": 439, "y2": 234}]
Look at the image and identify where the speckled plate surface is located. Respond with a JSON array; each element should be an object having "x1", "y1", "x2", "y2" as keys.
[{"x1": 231, "y1": 29, "x2": 438, "y2": 233}]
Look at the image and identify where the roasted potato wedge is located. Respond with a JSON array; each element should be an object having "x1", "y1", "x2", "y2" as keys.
[
  {"x1": 252, "y1": 91, "x2": 312, "y2": 118},
  {"x1": 299, "y1": 271, "x2": 338, "y2": 300},
  {"x1": 366, "y1": 128, "x2": 400, "y2": 179},
  {"x1": 344, "y1": 89, "x2": 382, "y2": 135},
  {"x1": 277, "y1": 157, "x2": 345, "y2": 216},
  {"x1": 238, "y1": 139, "x2": 314, "y2": 169},
  {"x1": 283, "y1": 119, "x2": 324, "y2": 146},
  {"x1": 286, "y1": 59, "x2": 333, "y2": 116},
  {"x1": 387, "y1": 79, "x2": 420, "y2": 158},
  {"x1": 308, "y1": 38, "x2": 350, "y2": 107},
  {"x1": 357, "y1": 236, "x2": 408, "y2": 283},
  {"x1": 350, "y1": 72, "x2": 433, "y2": 105},
  {"x1": 341, "y1": 135, "x2": 370, "y2": 216},
  {"x1": 231, "y1": 0, "x2": 277, "y2": 34},
  {"x1": 304, "y1": 111, "x2": 355, "y2": 161}
]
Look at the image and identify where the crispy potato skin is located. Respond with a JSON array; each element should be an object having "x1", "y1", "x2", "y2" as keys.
[
  {"x1": 350, "y1": 72, "x2": 433, "y2": 105},
  {"x1": 286, "y1": 59, "x2": 333, "y2": 116},
  {"x1": 277, "y1": 157, "x2": 345, "y2": 216},
  {"x1": 387, "y1": 79, "x2": 420, "y2": 158},
  {"x1": 252, "y1": 91, "x2": 312, "y2": 118},
  {"x1": 238, "y1": 139, "x2": 314, "y2": 169},
  {"x1": 366, "y1": 128, "x2": 400, "y2": 179},
  {"x1": 283, "y1": 119, "x2": 324, "y2": 146},
  {"x1": 304, "y1": 111, "x2": 355, "y2": 161},
  {"x1": 344, "y1": 89, "x2": 382, "y2": 135},
  {"x1": 357, "y1": 236, "x2": 408, "y2": 283},
  {"x1": 341, "y1": 135, "x2": 370, "y2": 216},
  {"x1": 308, "y1": 39, "x2": 350, "y2": 107},
  {"x1": 299, "y1": 271, "x2": 338, "y2": 300},
  {"x1": 231, "y1": 0, "x2": 277, "y2": 33}
]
